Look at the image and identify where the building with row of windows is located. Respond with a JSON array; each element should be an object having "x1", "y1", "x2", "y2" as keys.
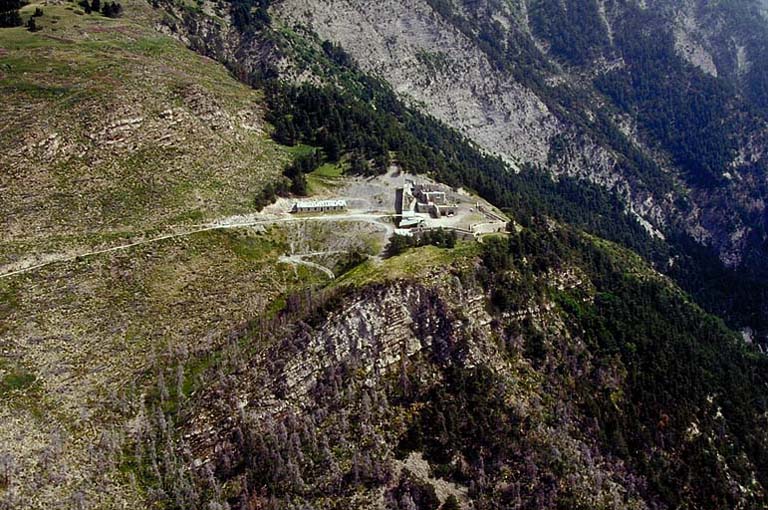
[{"x1": 290, "y1": 199, "x2": 347, "y2": 213}]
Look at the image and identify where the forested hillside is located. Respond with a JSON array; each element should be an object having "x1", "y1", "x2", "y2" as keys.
[
  {"x1": 4, "y1": 0, "x2": 768, "y2": 508},
  {"x1": 254, "y1": 0, "x2": 768, "y2": 340},
  {"x1": 131, "y1": 223, "x2": 768, "y2": 510}
]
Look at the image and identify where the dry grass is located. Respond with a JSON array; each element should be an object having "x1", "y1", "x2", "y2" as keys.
[
  {"x1": 0, "y1": 0, "x2": 291, "y2": 268},
  {"x1": 0, "y1": 1, "x2": 306, "y2": 506},
  {"x1": 0, "y1": 225, "x2": 330, "y2": 507}
]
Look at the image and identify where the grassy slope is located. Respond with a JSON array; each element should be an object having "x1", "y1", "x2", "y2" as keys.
[
  {"x1": 0, "y1": 2, "x2": 309, "y2": 508},
  {"x1": 0, "y1": 0, "x2": 290, "y2": 268},
  {"x1": 334, "y1": 241, "x2": 481, "y2": 287},
  {"x1": 306, "y1": 161, "x2": 345, "y2": 193},
  {"x1": 0, "y1": 224, "x2": 334, "y2": 508}
]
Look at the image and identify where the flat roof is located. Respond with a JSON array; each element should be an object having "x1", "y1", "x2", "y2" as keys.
[
  {"x1": 294, "y1": 199, "x2": 347, "y2": 208},
  {"x1": 400, "y1": 217, "x2": 424, "y2": 228}
]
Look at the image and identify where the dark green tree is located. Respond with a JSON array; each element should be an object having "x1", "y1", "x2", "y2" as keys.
[
  {"x1": 0, "y1": 9, "x2": 21, "y2": 26},
  {"x1": 323, "y1": 134, "x2": 341, "y2": 162},
  {"x1": 441, "y1": 495, "x2": 461, "y2": 510},
  {"x1": 349, "y1": 152, "x2": 371, "y2": 175},
  {"x1": 0, "y1": 0, "x2": 21, "y2": 12},
  {"x1": 0, "y1": 0, "x2": 21, "y2": 27},
  {"x1": 101, "y1": 1, "x2": 122, "y2": 17}
]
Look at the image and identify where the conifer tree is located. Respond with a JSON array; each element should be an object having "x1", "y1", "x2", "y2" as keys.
[
  {"x1": 0, "y1": 9, "x2": 21, "y2": 26},
  {"x1": 0, "y1": 0, "x2": 22, "y2": 27}
]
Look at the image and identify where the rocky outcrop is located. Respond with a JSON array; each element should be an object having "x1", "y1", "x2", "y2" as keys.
[
  {"x1": 184, "y1": 280, "x2": 495, "y2": 461},
  {"x1": 278, "y1": 0, "x2": 559, "y2": 167},
  {"x1": 175, "y1": 272, "x2": 663, "y2": 509},
  {"x1": 269, "y1": 0, "x2": 768, "y2": 269}
]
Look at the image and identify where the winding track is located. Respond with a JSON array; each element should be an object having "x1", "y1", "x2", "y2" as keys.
[
  {"x1": 0, "y1": 212, "x2": 396, "y2": 280},
  {"x1": 278, "y1": 255, "x2": 336, "y2": 279}
]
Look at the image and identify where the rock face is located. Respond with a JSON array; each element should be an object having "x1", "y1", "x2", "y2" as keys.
[
  {"x1": 279, "y1": 0, "x2": 559, "y2": 167},
  {"x1": 672, "y1": 1, "x2": 719, "y2": 78},
  {"x1": 185, "y1": 280, "x2": 494, "y2": 457},
  {"x1": 270, "y1": 283, "x2": 487, "y2": 401},
  {"x1": 265, "y1": 0, "x2": 768, "y2": 268},
  {"x1": 180, "y1": 275, "x2": 662, "y2": 509}
]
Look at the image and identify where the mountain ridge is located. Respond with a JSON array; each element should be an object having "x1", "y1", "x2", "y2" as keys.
[
  {"x1": 161, "y1": 0, "x2": 768, "y2": 338},
  {"x1": 4, "y1": 0, "x2": 768, "y2": 508}
]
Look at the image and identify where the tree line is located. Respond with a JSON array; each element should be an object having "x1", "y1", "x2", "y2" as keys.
[
  {"x1": 386, "y1": 229, "x2": 457, "y2": 257},
  {"x1": 78, "y1": 0, "x2": 122, "y2": 17},
  {"x1": 0, "y1": 0, "x2": 22, "y2": 27}
]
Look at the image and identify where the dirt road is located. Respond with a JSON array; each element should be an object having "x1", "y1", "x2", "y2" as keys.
[{"x1": 0, "y1": 211, "x2": 396, "y2": 280}]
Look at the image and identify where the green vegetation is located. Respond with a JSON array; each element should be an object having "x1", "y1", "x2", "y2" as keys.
[
  {"x1": 442, "y1": 495, "x2": 460, "y2": 510},
  {"x1": 284, "y1": 143, "x2": 316, "y2": 158},
  {"x1": 263, "y1": 79, "x2": 659, "y2": 261},
  {"x1": 0, "y1": 0, "x2": 22, "y2": 27},
  {"x1": 476, "y1": 224, "x2": 768, "y2": 508},
  {"x1": 385, "y1": 229, "x2": 457, "y2": 257},
  {"x1": 0, "y1": 365, "x2": 36, "y2": 396},
  {"x1": 529, "y1": 0, "x2": 609, "y2": 65},
  {"x1": 230, "y1": 0, "x2": 269, "y2": 32},
  {"x1": 282, "y1": 148, "x2": 323, "y2": 195},
  {"x1": 0, "y1": 220, "x2": 334, "y2": 507},
  {"x1": 335, "y1": 242, "x2": 479, "y2": 287},
  {"x1": 306, "y1": 162, "x2": 344, "y2": 193},
  {"x1": 8, "y1": 0, "x2": 768, "y2": 507},
  {"x1": 100, "y1": 1, "x2": 122, "y2": 17},
  {"x1": 0, "y1": 281, "x2": 19, "y2": 326},
  {"x1": 414, "y1": 50, "x2": 455, "y2": 75},
  {"x1": 214, "y1": 228, "x2": 284, "y2": 262},
  {"x1": 266, "y1": 81, "x2": 390, "y2": 175},
  {"x1": 311, "y1": 162, "x2": 344, "y2": 178}
]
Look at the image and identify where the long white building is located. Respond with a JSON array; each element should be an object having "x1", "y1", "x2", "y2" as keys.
[{"x1": 291, "y1": 199, "x2": 347, "y2": 213}]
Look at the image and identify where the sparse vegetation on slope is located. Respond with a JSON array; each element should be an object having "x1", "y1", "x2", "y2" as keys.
[
  {"x1": 0, "y1": 0, "x2": 290, "y2": 268},
  {"x1": 0, "y1": 224, "x2": 329, "y2": 508},
  {"x1": 130, "y1": 220, "x2": 768, "y2": 509},
  {"x1": 0, "y1": 1, "x2": 310, "y2": 506}
]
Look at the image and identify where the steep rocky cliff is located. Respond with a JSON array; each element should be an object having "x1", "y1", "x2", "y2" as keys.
[
  {"x1": 151, "y1": 0, "x2": 768, "y2": 337},
  {"x1": 269, "y1": 0, "x2": 768, "y2": 269},
  {"x1": 136, "y1": 232, "x2": 768, "y2": 509}
]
